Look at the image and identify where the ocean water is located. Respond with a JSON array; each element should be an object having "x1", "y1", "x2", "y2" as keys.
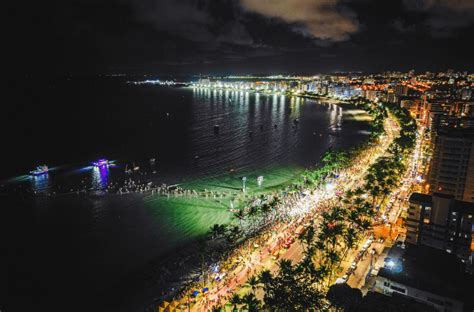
[{"x1": 1, "y1": 77, "x2": 371, "y2": 311}]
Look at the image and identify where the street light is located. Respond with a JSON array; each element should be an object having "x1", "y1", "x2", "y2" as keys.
[{"x1": 325, "y1": 183, "x2": 335, "y2": 192}]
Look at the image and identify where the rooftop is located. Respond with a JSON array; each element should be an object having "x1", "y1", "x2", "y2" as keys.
[
  {"x1": 379, "y1": 244, "x2": 473, "y2": 305},
  {"x1": 409, "y1": 192, "x2": 474, "y2": 213},
  {"x1": 356, "y1": 291, "x2": 437, "y2": 312},
  {"x1": 409, "y1": 193, "x2": 432, "y2": 204}
]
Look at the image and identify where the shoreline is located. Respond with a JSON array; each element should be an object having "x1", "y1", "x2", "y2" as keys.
[
  {"x1": 4, "y1": 89, "x2": 373, "y2": 311},
  {"x1": 122, "y1": 96, "x2": 379, "y2": 311}
]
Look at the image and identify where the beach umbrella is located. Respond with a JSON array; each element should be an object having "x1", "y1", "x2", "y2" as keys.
[
  {"x1": 192, "y1": 290, "x2": 200, "y2": 297},
  {"x1": 202, "y1": 287, "x2": 209, "y2": 293}
]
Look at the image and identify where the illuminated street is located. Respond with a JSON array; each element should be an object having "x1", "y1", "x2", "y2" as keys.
[{"x1": 186, "y1": 113, "x2": 401, "y2": 311}]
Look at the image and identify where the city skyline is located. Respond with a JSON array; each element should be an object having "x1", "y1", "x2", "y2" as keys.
[{"x1": 3, "y1": 1, "x2": 474, "y2": 312}]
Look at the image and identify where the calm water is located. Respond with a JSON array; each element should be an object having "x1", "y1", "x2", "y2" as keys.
[{"x1": 1, "y1": 78, "x2": 370, "y2": 311}]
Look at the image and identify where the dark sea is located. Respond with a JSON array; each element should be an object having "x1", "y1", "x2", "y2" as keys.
[{"x1": 1, "y1": 77, "x2": 371, "y2": 311}]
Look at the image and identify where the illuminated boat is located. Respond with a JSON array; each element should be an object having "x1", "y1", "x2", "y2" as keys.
[
  {"x1": 30, "y1": 165, "x2": 49, "y2": 176},
  {"x1": 92, "y1": 159, "x2": 109, "y2": 167}
]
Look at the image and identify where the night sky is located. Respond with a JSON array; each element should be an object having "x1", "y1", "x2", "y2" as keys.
[{"x1": 7, "y1": 0, "x2": 474, "y2": 76}]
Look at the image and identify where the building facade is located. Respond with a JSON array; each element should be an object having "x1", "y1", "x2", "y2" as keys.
[
  {"x1": 427, "y1": 129, "x2": 474, "y2": 202},
  {"x1": 375, "y1": 273, "x2": 464, "y2": 312},
  {"x1": 406, "y1": 193, "x2": 474, "y2": 264}
]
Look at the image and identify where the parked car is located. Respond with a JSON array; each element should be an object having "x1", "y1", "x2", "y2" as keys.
[{"x1": 350, "y1": 261, "x2": 357, "y2": 270}]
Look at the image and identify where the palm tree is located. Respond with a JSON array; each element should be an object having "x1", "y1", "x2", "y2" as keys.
[
  {"x1": 298, "y1": 223, "x2": 315, "y2": 252},
  {"x1": 212, "y1": 306, "x2": 222, "y2": 312},
  {"x1": 346, "y1": 189, "x2": 354, "y2": 199},
  {"x1": 209, "y1": 224, "x2": 227, "y2": 239},
  {"x1": 364, "y1": 173, "x2": 376, "y2": 188},
  {"x1": 246, "y1": 275, "x2": 260, "y2": 295},
  {"x1": 234, "y1": 209, "x2": 245, "y2": 227},
  {"x1": 258, "y1": 269, "x2": 273, "y2": 285},
  {"x1": 260, "y1": 202, "x2": 271, "y2": 215},
  {"x1": 370, "y1": 185, "x2": 381, "y2": 206},
  {"x1": 261, "y1": 259, "x2": 324, "y2": 311},
  {"x1": 379, "y1": 186, "x2": 391, "y2": 206},
  {"x1": 230, "y1": 293, "x2": 241, "y2": 312},
  {"x1": 360, "y1": 219, "x2": 371, "y2": 232},
  {"x1": 354, "y1": 187, "x2": 365, "y2": 197},
  {"x1": 226, "y1": 225, "x2": 242, "y2": 244},
  {"x1": 344, "y1": 227, "x2": 358, "y2": 256},
  {"x1": 241, "y1": 293, "x2": 261, "y2": 312}
]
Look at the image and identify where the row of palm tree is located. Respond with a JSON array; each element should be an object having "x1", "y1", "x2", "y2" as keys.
[
  {"x1": 207, "y1": 99, "x2": 417, "y2": 311},
  {"x1": 233, "y1": 100, "x2": 416, "y2": 310}
]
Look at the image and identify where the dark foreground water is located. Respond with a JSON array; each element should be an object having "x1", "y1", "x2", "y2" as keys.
[{"x1": 1, "y1": 77, "x2": 370, "y2": 311}]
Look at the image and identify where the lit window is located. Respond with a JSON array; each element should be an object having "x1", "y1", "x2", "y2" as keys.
[{"x1": 423, "y1": 218, "x2": 430, "y2": 224}]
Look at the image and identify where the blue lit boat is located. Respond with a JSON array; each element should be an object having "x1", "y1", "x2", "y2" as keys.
[
  {"x1": 92, "y1": 159, "x2": 109, "y2": 167},
  {"x1": 30, "y1": 165, "x2": 49, "y2": 176}
]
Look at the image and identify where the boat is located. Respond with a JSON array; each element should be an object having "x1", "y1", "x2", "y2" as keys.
[
  {"x1": 30, "y1": 165, "x2": 48, "y2": 176},
  {"x1": 92, "y1": 159, "x2": 109, "y2": 167},
  {"x1": 133, "y1": 162, "x2": 140, "y2": 171}
]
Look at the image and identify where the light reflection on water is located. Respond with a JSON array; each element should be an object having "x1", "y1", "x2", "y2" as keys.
[
  {"x1": 1, "y1": 85, "x2": 374, "y2": 311},
  {"x1": 91, "y1": 165, "x2": 109, "y2": 190},
  {"x1": 31, "y1": 173, "x2": 51, "y2": 193}
]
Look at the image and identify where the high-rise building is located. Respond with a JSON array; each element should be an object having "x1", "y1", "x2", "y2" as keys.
[
  {"x1": 461, "y1": 88, "x2": 472, "y2": 101},
  {"x1": 394, "y1": 84, "x2": 408, "y2": 97},
  {"x1": 427, "y1": 128, "x2": 474, "y2": 202},
  {"x1": 406, "y1": 192, "x2": 474, "y2": 264}
]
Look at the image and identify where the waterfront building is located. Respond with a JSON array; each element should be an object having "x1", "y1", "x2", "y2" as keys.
[
  {"x1": 427, "y1": 128, "x2": 474, "y2": 202},
  {"x1": 406, "y1": 192, "x2": 474, "y2": 264}
]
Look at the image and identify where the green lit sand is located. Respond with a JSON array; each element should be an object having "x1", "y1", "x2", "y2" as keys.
[{"x1": 142, "y1": 166, "x2": 302, "y2": 251}]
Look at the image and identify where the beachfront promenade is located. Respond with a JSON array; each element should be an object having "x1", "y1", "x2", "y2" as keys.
[{"x1": 183, "y1": 114, "x2": 400, "y2": 311}]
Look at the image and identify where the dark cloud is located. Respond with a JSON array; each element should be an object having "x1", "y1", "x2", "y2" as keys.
[
  {"x1": 129, "y1": 0, "x2": 254, "y2": 46},
  {"x1": 239, "y1": 0, "x2": 359, "y2": 41},
  {"x1": 391, "y1": 18, "x2": 417, "y2": 33},
  {"x1": 403, "y1": 0, "x2": 474, "y2": 36},
  {"x1": 6, "y1": 0, "x2": 474, "y2": 75}
]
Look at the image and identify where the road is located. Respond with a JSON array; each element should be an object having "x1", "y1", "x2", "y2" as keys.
[{"x1": 340, "y1": 121, "x2": 427, "y2": 293}]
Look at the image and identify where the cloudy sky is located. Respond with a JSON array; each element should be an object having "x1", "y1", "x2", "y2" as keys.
[{"x1": 8, "y1": 0, "x2": 474, "y2": 75}]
